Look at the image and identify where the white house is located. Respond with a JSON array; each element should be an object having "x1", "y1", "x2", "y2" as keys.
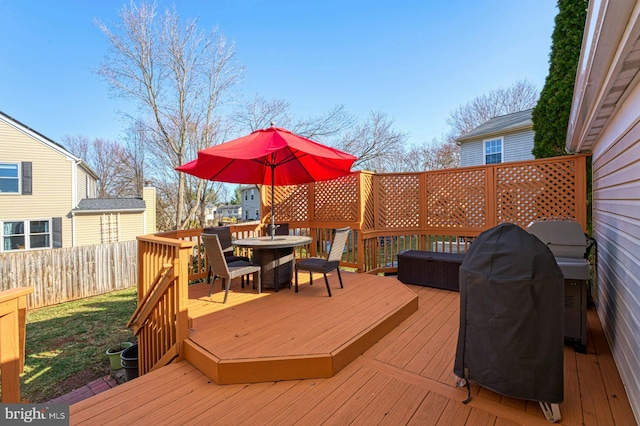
[
  {"x1": 240, "y1": 185, "x2": 260, "y2": 221},
  {"x1": 567, "y1": 1, "x2": 640, "y2": 420},
  {"x1": 456, "y1": 109, "x2": 535, "y2": 167}
]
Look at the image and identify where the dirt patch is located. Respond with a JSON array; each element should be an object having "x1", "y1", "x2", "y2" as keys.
[{"x1": 34, "y1": 369, "x2": 106, "y2": 403}]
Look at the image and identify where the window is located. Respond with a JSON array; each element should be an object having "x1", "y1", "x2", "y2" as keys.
[
  {"x1": 2, "y1": 219, "x2": 52, "y2": 251},
  {"x1": 251, "y1": 190, "x2": 254, "y2": 200},
  {"x1": 484, "y1": 138, "x2": 503, "y2": 164},
  {"x1": 0, "y1": 163, "x2": 19, "y2": 193}
]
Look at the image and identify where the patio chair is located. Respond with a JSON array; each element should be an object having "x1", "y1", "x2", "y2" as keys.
[
  {"x1": 201, "y1": 233, "x2": 261, "y2": 303},
  {"x1": 203, "y1": 227, "x2": 250, "y2": 263},
  {"x1": 265, "y1": 223, "x2": 289, "y2": 236},
  {"x1": 294, "y1": 227, "x2": 350, "y2": 297}
]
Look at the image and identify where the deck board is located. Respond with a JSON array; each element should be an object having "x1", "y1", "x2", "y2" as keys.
[
  {"x1": 70, "y1": 274, "x2": 637, "y2": 425},
  {"x1": 186, "y1": 271, "x2": 418, "y2": 383}
]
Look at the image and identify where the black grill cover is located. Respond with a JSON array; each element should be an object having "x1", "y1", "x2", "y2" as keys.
[{"x1": 454, "y1": 223, "x2": 564, "y2": 403}]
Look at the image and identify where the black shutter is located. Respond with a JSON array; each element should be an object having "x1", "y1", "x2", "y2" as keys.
[
  {"x1": 52, "y1": 217, "x2": 62, "y2": 248},
  {"x1": 22, "y1": 161, "x2": 32, "y2": 195}
]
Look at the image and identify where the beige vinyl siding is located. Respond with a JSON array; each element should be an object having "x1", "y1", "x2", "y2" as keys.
[
  {"x1": 118, "y1": 212, "x2": 145, "y2": 241},
  {"x1": 77, "y1": 167, "x2": 88, "y2": 199},
  {"x1": 143, "y1": 187, "x2": 156, "y2": 235},
  {"x1": 503, "y1": 130, "x2": 535, "y2": 162},
  {"x1": 75, "y1": 212, "x2": 145, "y2": 246},
  {"x1": 1, "y1": 119, "x2": 74, "y2": 248},
  {"x1": 591, "y1": 83, "x2": 640, "y2": 418}
]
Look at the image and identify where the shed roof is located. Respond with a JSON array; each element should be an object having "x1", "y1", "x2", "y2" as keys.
[
  {"x1": 73, "y1": 198, "x2": 146, "y2": 213},
  {"x1": 456, "y1": 109, "x2": 533, "y2": 143}
]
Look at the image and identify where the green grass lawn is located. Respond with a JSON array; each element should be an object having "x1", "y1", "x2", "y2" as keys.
[{"x1": 21, "y1": 287, "x2": 137, "y2": 403}]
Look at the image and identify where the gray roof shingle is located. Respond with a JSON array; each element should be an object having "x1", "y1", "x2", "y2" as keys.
[
  {"x1": 456, "y1": 109, "x2": 533, "y2": 143},
  {"x1": 74, "y1": 198, "x2": 146, "y2": 212}
]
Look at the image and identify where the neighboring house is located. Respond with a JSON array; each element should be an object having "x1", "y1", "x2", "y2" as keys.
[
  {"x1": 240, "y1": 185, "x2": 260, "y2": 221},
  {"x1": 216, "y1": 204, "x2": 242, "y2": 221},
  {"x1": 567, "y1": 1, "x2": 640, "y2": 420},
  {"x1": 203, "y1": 203, "x2": 216, "y2": 225},
  {"x1": 456, "y1": 109, "x2": 535, "y2": 167},
  {"x1": 0, "y1": 111, "x2": 155, "y2": 252}
]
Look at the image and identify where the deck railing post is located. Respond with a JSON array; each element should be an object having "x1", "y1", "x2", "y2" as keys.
[
  {"x1": 0, "y1": 287, "x2": 34, "y2": 403},
  {"x1": 174, "y1": 242, "x2": 191, "y2": 360}
]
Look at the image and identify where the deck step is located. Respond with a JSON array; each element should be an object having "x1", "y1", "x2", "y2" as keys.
[{"x1": 184, "y1": 273, "x2": 419, "y2": 385}]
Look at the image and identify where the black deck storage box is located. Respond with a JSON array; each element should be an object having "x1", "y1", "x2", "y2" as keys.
[{"x1": 397, "y1": 250, "x2": 465, "y2": 291}]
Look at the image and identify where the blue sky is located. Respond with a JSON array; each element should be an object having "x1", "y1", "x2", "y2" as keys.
[{"x1": 0, "y1": 0, "x2": 557, "y2": 149}]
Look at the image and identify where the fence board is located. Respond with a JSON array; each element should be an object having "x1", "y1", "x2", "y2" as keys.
[{"x1": 0, "y1": 241, "x2": 137, "y2": 309}]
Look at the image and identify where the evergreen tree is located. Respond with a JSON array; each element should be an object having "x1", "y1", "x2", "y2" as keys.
[{"x1": 532, "y1": 0, "x2": 588, "y2": 158}]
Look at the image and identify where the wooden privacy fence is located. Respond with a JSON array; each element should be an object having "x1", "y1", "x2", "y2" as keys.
[{"x1": 0, "y1": 240, "x2": 137, "y2": 309}]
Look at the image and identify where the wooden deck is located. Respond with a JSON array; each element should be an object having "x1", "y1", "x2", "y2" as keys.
[
  {"x1": 184, "y1": 272, "x2": 419, "y2": 384},
  {"x1": 70, "y1": 273, "x2": 636, "y2": 425}
]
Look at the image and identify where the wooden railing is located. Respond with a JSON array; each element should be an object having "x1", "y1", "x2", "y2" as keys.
[
  {"x1": 0, "y1": 287, "x2": 33, "y2": 403},
  {"x1": 131, "y1": 235, "x2": 193, "y2": 375}
]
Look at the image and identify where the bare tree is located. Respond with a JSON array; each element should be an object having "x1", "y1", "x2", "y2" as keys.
[
  {"x1": 447, "y1": 79, "x2": 538, "y2": 140},
  {"x1": 232, "y1": 96, "x2": 355, "y2": 142},
  {"x1": 336, "y1": 111, "x2": 408, "y2": 172},
  {"x1": 231, "y1": 95, "x2": 292, "y2": 132},
  {"x1": 405, "y1": 136, "x2": 460, "y2": 172},
  {"x1": 96, "y1": 1, "x2": 243, "y2": 229},
  {"x1": 63, "y1": 135, "x2": 134, "y2": 197}
]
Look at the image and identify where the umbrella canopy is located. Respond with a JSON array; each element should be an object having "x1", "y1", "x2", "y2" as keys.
[{"x1": 177, "y1": 126, "x2": 357, "y2": 237}]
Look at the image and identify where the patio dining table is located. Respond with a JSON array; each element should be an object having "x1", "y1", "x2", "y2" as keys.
[{"x1": 232, "y1": 235, "x2": 312, "y2": 291}]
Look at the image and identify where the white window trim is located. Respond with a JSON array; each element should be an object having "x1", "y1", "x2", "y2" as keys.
[
  {"x1": 0, "y1": 162, "x2": 20, "y2": 194},
  {"x1": 483, "y1": 137, "x2": 504, "y2": 165},
  {"x1": 1, "y1": 218, "x2": 52, "y2": 252}
]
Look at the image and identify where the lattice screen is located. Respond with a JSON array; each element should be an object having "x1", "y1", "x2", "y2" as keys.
[
  {"x1": 425, "y1": 169, "x2": 487, "y2": 228},
  {"x1": 361, "y1": 173, "x2": 375, "y2": 230},
  {"x1": 314, "y1": 174, "x2": 358, "y2": 222},
  {"x1": 496, "y1": 159, "x2": 577, "y2": 228},
  {"x1": 265, "y1": 184, "x2": 310, "y2": 222},
  {"x1": 377, "y1": 174, "x2": 420, "y2": 229},
  {"x1": 268, "y1": 155, "x2": 586, "y2": 233}
]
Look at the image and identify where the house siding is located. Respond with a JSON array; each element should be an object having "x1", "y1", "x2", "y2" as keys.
[
  {"x1": 77, "y1": 167, "x2": 88, "y2": 200},
  {"x1": 0, "y1": 118, "x2": 75, "y2": 248},
  {"x1": 503, "y1": 130, "x2": 535, "y2": 162},
  {"x1": 591, "y1": 82, "x2": 640, "y2": 418},
  {"x1": 75, "y1": 212, "x2": 145, "y2": 245},
  {"x1": 460, "y1": 130, "x2": 534, "y2": 167},
  {"x1": 460, "y1": 140, "x2": 483, "y2": 167}
]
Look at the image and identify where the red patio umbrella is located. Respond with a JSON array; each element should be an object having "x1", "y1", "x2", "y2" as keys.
[{"x1": 177, "y1": 125, "x2": 357, "y2": 238}]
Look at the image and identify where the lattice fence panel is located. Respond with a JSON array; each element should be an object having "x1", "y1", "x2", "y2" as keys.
[
  {"x1": 361, "y1": 173, "x2": 375, "y2": 230},
  {"x1": 496, "y1": 159, "x2": 577, "y2": 228},
  {"x1": 377, "y1": 174, "x2": 420, "y2": 229},
  {"x1": 314, "y1": 174, "x2": 358, "y2": 222},
  {"x1": 266, "y1": 184, "x2": 310, "y2": 223},
  {"x1": 425, "y1": 169, "x2": 487, "y2": 228}
]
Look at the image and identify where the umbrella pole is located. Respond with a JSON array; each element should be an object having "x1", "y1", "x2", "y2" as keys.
[{"x1": 270, "y1": 166, "x2": 275, "y2": 241}]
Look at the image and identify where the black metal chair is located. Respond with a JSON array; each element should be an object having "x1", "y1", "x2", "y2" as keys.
[{"x1": 294, "y1": 227, "x2": 350, "y2": 297}]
